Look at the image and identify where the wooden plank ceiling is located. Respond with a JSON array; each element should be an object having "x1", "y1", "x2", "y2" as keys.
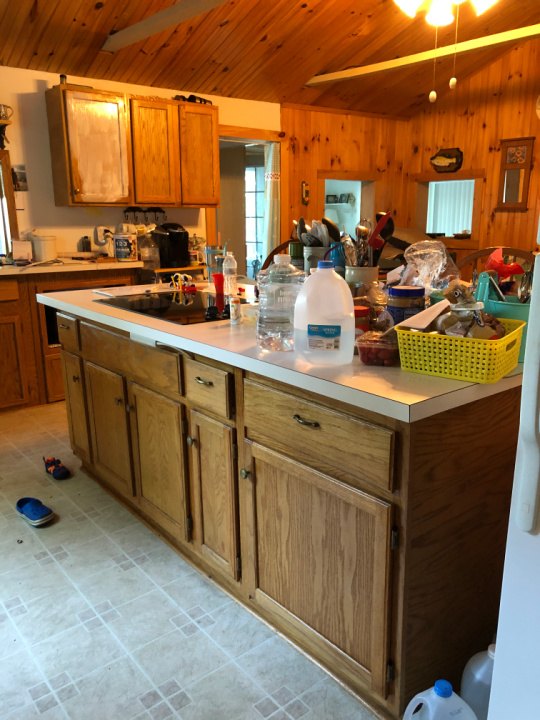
[{"x1": 0, "y1": 0, "x2": 539, "y2": 117}]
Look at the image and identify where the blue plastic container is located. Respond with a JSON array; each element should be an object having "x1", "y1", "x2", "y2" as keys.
[{"x1": 475, "y1": 272, "x2": 529, "y2": 362}]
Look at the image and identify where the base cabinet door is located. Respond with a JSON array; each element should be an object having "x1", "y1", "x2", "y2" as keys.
[
  {"x1": 85, "y1": 361, "x2": 134, "y2": 498},
  {"x1": 188, "y1": 409, "x2": 239, "y2": 580},
  {"x1": 128, "y1": 382, "x2": 190, "y2": 543},
  {"x1": 61, "y1": 351, "x2": 91, "y2": 463},
  {"x1": 244, "y1": 441, "x2": 393, "y2": 698}
]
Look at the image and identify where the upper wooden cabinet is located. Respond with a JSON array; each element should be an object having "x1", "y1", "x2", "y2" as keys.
[
  {"x1": 130, "y1": 97, "x2": 180, "y2": 206},
  {"x1": 131, "y1": 97, "x2": 220, "y2": 207},
  {"x1": 46, "y1": 85, "x2": 133, "y2": 206},
  {"x1": 178, "y1": 103, "x2": 220, "y2": 207}
]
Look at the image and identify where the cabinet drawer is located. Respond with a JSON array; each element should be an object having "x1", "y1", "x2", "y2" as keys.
[
  {"x1": 184, "y1": 357, "x2": 232, "y2": 418},
  {"x1": 244, "y1": 379, "x2": 394, "y2": 493},
  {"x1": 57, "y1": 313, "x2": 79, "y2": 352},
  {"x1": 0, "y1": 280, "x2": 19, "y2": 302},
  {"x1": 80, "y1": 322, "x2": 181, "y2": 395},
  {"x1": 80, "y1": 322, "x2": 130, "y2": 374}
]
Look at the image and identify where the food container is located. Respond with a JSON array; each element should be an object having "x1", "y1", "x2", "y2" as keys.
[
  {"x1": 356, "y1": 331, "x2": 400, "y2": 366},
  {"x1": 395, "y1": 318, "x2": 525, "y2": 383},
  {"x1": 387, "y1": 285, "x2": 425, "y2": 324}
]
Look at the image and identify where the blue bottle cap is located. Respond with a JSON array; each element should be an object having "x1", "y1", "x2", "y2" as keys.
[
  {"x1": 433, "y1": 679, "x2": 453, "y2": 698},
  {"x1": 317, "y1": 260, "x2": 334, "y2": 269}
]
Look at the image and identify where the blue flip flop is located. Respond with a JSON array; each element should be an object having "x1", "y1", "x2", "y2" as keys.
[{"x1": 16, "y1": 498, "x2": 55, "y2": 527}]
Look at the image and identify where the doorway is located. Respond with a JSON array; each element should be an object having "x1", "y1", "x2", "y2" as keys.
[{"x1": 217, "y1": 133, "x2": 281, "y2": 280}]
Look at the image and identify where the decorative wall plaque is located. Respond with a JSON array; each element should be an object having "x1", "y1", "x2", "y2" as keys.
[{"x1": 429, "y1": 147, "x2": 464, "y2": 173}]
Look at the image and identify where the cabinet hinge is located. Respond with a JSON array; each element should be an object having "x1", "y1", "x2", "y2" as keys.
[
  {"x1": 187, "y1": 515, "x2": 193, "y2": 539},
  {"x1": 386, "y1": 659, "x2": 395, "y2": 683},
  {"x1": 235, "y1": 554, "x2": 242, "y2": 578},
  {"x1": 390, "y1": 527, "x2": 399, "y2": 551}
]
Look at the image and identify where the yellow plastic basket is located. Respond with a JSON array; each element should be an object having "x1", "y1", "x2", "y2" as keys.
[{"x1": 395, "y1": 318, "x2": 525, "y2": 383}]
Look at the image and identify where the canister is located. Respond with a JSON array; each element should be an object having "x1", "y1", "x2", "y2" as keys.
[
  {"x1": 387, "y1": 285, "x2": 425, "y2": 324},
  {"x1": 114, "y1": 233, "x2": 137, "y2": 261}
]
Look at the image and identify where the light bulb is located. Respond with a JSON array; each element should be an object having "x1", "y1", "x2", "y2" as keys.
[
  {"x1": 393, "y1": 0, "x2": 424, "y2": 18},
  {"x1": 426, "y1": 0, "x2": 454, "y2": 26},
  {"x1": 429, "y1": 90, "x2": 437, "y2": 103},
  {"x1": 449, "y1": 76, "x2": 457, "y2": 89}
]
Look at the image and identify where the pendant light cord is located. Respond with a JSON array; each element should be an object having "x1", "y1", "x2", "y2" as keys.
[
  {"x1": 432, "y1": 26, "x2": 438, "y2": 90},
  {"x1": 453, "y1": 5, "x2": 460, "y2": 80}
]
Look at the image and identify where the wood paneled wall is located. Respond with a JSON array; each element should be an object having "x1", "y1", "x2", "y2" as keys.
[{"x1": 282, "y1": 40, "x2": 540, "y2": 254}]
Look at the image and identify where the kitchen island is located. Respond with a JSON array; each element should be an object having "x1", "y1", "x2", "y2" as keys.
[{"x1": 37, "y1": 286, "x2": 522, "y2": 720}]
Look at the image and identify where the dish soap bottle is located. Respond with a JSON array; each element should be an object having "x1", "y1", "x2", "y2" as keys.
[{"x1": 293, "y1": 260, "x2": 355, "y2": 365}]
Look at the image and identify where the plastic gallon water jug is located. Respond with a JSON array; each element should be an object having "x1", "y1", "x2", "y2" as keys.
[
  {"x1": 293, "y1": 260, "x2": 355, "y2": 366},
  {"x1": 256, "y1": 253, "x2": 305, "y2": 352},
  {"x1": 223, "y1": 251, "x2": 238, "y2": 297},
  {"x1": 403, "y1": 679, "x2": 478, "y2": 720},
  {"x1": 460, "y1": 644, "x2": 495, "y2": 720}
]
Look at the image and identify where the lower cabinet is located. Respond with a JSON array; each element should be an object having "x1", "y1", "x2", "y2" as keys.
[
  {"x1": 85, "y1": 361, "x2": 134, "y2": 499},
  {"x1": 61, "y1": 351, "x2": 91, "y2": 464},
  {"x1": 128, "y1": 382, "x2": 190, "y2": 544},
  {"x1": 188, "y1": 408, "x2": 240, "y2": 580},
  {"x1": 242, "y1": 440, "x2": 393, "y2": 698}
]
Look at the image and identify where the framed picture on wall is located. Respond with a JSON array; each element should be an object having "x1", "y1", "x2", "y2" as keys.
[{"x1": 496, "y1": 137, "x2": 535, "y2": 212}]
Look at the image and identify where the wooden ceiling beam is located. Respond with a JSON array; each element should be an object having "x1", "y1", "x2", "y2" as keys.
[
  {"x1": 101, "y1": 0, "x2": 228, "y2": 53},
  {"x1": 306, "y1": 23, "x2": 540, "y2": 86}
]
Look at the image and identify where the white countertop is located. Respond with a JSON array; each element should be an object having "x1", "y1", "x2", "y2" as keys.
[
  {"x1": 36, "y1": 287, "x2": 522, "y2": 423},
  {"x1": 0, "y1": 260, "x2": 142, "y2": 275}
]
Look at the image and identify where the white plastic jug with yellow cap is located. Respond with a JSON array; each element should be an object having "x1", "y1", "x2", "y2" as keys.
[{"x1": 402, "y1": 679, "x2": 478, "y2": 720}]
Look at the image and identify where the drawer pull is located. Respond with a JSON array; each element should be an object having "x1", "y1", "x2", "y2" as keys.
[
  {"x1": 58, "y1": 324, "x2": 71, "y2": 330},
  {"x1": 195, "y1": 376, "x2": 214, "y2": 387},
  {"x1": 72, "y1": 375, "x2": 80, "y2": 383},
  {"x1": 186, "y1": 435, "x2": 197, "y2": 447},
  {"x1": 292, "y1": 414, "x2": 320, "y2": 429}
]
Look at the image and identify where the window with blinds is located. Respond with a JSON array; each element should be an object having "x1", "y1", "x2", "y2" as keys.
[{"x1": 426, "y1": 179, "x2": 474, "y2": 236}]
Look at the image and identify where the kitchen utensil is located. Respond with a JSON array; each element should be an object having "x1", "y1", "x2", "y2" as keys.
[{"x1": 322, "y1": 216, "x2": 341, "y2": 243}]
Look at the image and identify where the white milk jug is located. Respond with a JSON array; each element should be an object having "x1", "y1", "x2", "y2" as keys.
[{"x1": 403, "y1": 679, "x2": 478, "y2": 720}]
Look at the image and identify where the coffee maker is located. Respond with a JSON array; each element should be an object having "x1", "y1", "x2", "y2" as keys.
[{"x1": 152, "y1": 223, "x2": 190, "y2": 268}]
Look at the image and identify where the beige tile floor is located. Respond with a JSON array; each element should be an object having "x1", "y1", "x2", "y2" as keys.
[{"x1": 0, "y1": 402, "x2": 380, "y2": 720}]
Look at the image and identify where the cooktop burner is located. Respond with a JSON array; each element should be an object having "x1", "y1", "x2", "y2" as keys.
[{"x1": 95, "y1": 290, "x2": 230, "y2": 325}]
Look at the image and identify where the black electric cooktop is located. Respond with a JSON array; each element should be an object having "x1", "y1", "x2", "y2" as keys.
[{"x1": 95, "y1": 289, "x2": 230, "y2": 325}]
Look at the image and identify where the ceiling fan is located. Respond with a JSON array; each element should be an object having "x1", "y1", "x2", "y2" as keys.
[{"x1": 102, "y1": 0, "x2": 229, "y2": 53}]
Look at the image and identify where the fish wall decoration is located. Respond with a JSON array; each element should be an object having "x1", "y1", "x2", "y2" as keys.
[{"x1": 430, "y1": 148, "x2": 464, "y2": 173}]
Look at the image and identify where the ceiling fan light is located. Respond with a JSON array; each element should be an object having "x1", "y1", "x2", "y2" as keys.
[
  {"x1": 393, "y1": 0, "x2": 424, "y2": 19},
  {"x1": 425, "y1": 0, "x2": 455, "y2": 26},
  {"x1": 470, "y1": 0, "x2": 498, "y2": 15}
]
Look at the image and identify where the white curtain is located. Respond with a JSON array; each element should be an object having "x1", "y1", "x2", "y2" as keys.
[
  {"x1": 262, "y1": 143, "x2": 280, "y2": 259},
  {"x1": 427, "y1": 179, "x2": 474, "y2": 236}
]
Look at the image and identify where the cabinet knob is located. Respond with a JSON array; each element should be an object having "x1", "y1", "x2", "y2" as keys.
[
  {"x1": 114, "y1": 397, "x2": 124, "y2": 406},
  {"x1": 73, "y1": 187, "x2": 80, "y2": 195},
  {"x1": 186, "y1": 435, "x2": 196, "y2": 447},
  {"x1": 292, "y1": 414, "x2": 320, "y2": 429},
  {"x1": 72, "y1": 375, "x2": 80, "y2": 383},
  {"x1": 59, "y1": 324, "x2": 70, "y2": 330},
  {"x1": 195, "y1": 376, "x2": 214, "y2": 387},
  {"x1": 240, "y1": 468, "x2": 251, "y2": 479}
]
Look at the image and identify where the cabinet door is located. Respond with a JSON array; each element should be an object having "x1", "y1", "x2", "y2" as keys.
[
  {"x1": 244, "y1": 441, "x2": 392, "y2": 696},
  {"x1": 131, "y1": 97, "x2": 180, "y2": 205},
  {"x1": 189, "y1": 409, "x2": 239, "y2": 580},
  {"x1": 61, "y1": 351, "x2": 91, "y2": 464},
  {"x1": 85, "y1": 361, "x2": 134, "y2": 498},
  {"x1": 46, "y1": 86, "x2": 132, "y2": 205},
  {"x1": 179, "y1": 103, "x2": 220, "y2": 206},
  {"x1": 0, "y1": 313, "x2": 28, "y2": 408},
  {"x1": 128, "y1": 382, "x2": 190, "y2": 543}
]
